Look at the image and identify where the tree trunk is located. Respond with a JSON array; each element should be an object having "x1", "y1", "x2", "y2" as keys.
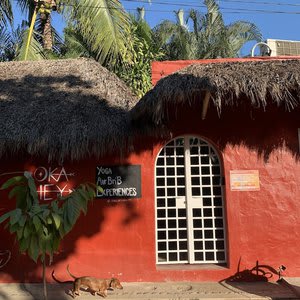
[
  {"x1": 42, "y1": 256, "x2": 48, "y2": 300},
  {"x1": 43, "y1": 13, "x2": 52, "y2": 51}
]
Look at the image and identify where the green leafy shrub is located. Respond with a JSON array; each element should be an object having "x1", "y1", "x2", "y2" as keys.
[{"x1": 0, "y1": 171, "x2": 100, "y2": 299}]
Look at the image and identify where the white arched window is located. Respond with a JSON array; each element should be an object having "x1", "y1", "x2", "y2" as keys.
[{"x1": 155, "y1": 136, "x2": 227, "y2": 265}]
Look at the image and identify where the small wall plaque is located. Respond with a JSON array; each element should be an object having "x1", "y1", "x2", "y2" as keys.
[{"x1": 230, "y1": 170, "x2": 260, "y2": 191}]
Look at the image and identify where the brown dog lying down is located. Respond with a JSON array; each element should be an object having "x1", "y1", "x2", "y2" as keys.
[{"x1": 52, "y1": 265, "x2": 123, "y2": 298}]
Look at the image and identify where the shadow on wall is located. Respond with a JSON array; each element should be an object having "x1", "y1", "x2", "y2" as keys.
[
  {"x1": 219, "y1": 258, "x2": 300, "y2": 299},
  {"x1": 221, "y1": 258, "x2": 283, "y2": 283},
  {"x1": 158, "y1": 97, "x2": 300, "y2": 162},
  {"x1": 0, "y1": 74, "x2": 144, "y2": 283}
]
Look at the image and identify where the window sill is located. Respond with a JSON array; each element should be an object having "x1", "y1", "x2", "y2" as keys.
[{"x1": 156, "y1": 263, "x2": 228, "y2": 271}]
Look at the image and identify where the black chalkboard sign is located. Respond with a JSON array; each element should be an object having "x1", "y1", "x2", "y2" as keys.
[{"x1": 96, "y1": 165, "x2": 141, "y2": 199}]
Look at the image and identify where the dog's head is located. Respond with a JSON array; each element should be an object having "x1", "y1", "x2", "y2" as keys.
[{"x1": 110, "y1": 278, "x2": 123, "y2": 289}]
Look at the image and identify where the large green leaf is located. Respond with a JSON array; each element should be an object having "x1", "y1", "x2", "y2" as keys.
[
  {"x1": 29, "y1": 235, "x2": 39, "y2": 262},
  {"x1": 0, "y1": 211, "x2": 12, "y2": 224},
  {"x1": 18, "y1": 215, "x2": 27, "y2": 227},
  {"x1": 9, "y1": 185, "x2": 26, "y2": 199},
  {"x1": 9, "y1": 185, "x2": 28, "y2": 209},
  {"x1": 26, "y1": 174, "x2": 39, "y2": 204},
  {"x1": 1, "y1": 176, "x2": 25, "y2": 190},
  {"x1": 32, "y1": 215, "x2": 41, "y2": 232},
  {"x1": 9, "y1": 222, "x2": 21, "y2": 233},
  {"x1": 16, "y1": 227, "x2": 23, "y2": 239},
  {"x1": 19, "y1": 237, "x2": 30, "y2": 252},
  {"x1": 23, "y1": 224, "x2": 31, "y2": 239},
  {"x1": 66, "y1": 197, "x2": 81, "y2": 225},
  {"x1": 10, "y1": 208, "x2": 22, "y2": 225},
  {"x1": 51, "y1": 212, "x2": 61, "y2": 230}
]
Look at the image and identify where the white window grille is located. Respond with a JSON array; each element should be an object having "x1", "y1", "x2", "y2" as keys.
[{"x1": 155, "y1": 136, "x2": 227, "y2": 265}]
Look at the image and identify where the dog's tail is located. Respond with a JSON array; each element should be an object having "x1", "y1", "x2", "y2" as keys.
[
  {"x1": 52, "y1": 270, "x2": 73, "y2": 284},
  {"x1": 67, "y1": 264, "x2": 77, "y2": 280}
]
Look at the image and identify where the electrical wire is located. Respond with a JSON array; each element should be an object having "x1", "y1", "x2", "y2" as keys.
[
  {"x1": 12, "y1": 0, "x2": 300, "y2": 15},
  {"x1": 124, "y1": 0, "x2": 300, "y2": 8},
  {"x1": 219, "y1": 0, "x2": 300, "y2": 7}
]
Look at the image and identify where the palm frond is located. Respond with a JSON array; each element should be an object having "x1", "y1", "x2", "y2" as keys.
[
  {"x1": 62, "y1": 26, "x2": 94, "y2": 58},
  {"x1": 15, "y1": 27, "x2": 45, "y2": 61},
  {"x1": 64, "y1": 0, "x2": 132, "y2": 67},
  {"x1": 130, "y1": 14, "x2": 153, "y2": 46},
  {"x1": 0, "y1": 26, "x2": 13, "y2": 61},
  {"x1": 153, "y1": 20, "x2": 178, "y2": 49},
  {"x1": 203, "y1": 0, "x2": 225, "y2": 38},
  {"x1": 227, "y1": 21, "x2": 262, "y2": 43},
  {"x1": 0, "y1": 0, "x2": 13, "y2": 26},
  {"x1": 188, "y1": 9, "x2": 204, "y2": 39}
]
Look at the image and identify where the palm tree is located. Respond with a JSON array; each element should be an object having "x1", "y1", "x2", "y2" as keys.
[
  {"x1": 153, "y1": 9, "x2": 196, "y2": 60},
  {"x1": 154, "y1": 0, "x2": 262, "y2": 60},
  {"x1": 7, "y1": 0, "x2": 132, "y2": 65},
  {"x1": 188, "y1": 0, "x2": 262, "y2": 58}
]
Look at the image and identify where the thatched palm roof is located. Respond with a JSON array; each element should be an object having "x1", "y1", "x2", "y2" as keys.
[
  {"x1": 131, "y1": 59, "x2": 300, "y2": 125},
  {"x1": 0, "y1": 58, "x2": 137, "y2": 161}
]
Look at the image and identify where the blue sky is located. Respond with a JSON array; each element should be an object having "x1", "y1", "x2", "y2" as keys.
[{"x1": 12, "y1": 0, "x2": 300, "y2": 56}]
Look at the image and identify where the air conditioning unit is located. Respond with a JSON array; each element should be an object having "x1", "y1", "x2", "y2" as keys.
[{"x1": 261, "y1": 39, "x2": 300, "y2": 56}]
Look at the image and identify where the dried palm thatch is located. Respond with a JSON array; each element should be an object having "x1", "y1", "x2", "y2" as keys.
[
  {"x1": 131, "y1": 59, "x2": 300, "y2": 125},
  {"x1": 0, "y1": 58, "x2": 138, "y2": 162}
]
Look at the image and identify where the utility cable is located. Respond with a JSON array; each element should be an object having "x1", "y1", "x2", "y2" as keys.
[{"x1": 12, "y1": 0, "x2": 300, "y2": 15}]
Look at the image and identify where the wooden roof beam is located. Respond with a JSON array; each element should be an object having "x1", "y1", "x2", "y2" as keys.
[{"x1": 201, "y1": 91, "x2": 211, "y2": 120}]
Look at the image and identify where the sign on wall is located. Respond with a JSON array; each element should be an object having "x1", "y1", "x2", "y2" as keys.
[
  {"x1": 230, "y1": 170, "x2": 260, "y2": 191},
  {"x1": 33, "y1": 166, "x2": 75, "y2": 201},
  {"x1": 96, "y1": 165, "x2": 141, "y2": 199}
]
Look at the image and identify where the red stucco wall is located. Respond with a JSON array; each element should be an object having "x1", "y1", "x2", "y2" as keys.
[
  {"x1": 0, "y1": 59, "x2": 300, "y2": 283},
  {"x1": 1, "y1": 104, "x2": 299, "y2": 283}
]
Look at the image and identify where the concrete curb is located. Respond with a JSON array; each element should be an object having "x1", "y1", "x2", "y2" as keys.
[{"x1": 0, "y1": 279, "x2": 299, "y2": 300}]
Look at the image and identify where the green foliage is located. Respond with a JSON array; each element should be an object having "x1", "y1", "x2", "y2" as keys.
[
  {"x1": 64, "y1": 0, "x2": 132, "y2": 67},
  {"x1": 187, "y1": 0, "x2": 262, "y2": 58},
  {"x1": 0, "y1": 22, "x2": 32, "y2": 61},
  {"x1": 153, "y1": 0, "x2": 262, "y2": 60},
  {"x1": 8, "y1": 0, "x2": 132, "y2": 65},
  {"x1": 115, "y1": 17, "x2": 164, "y2": 98},
  {"x1": 60, "y1": 25, "x2": 94, "y2": 59},
  {"x1": 0, "y1": 172, "x2": 99, "y2": 264},
  {"x1": 0, "y1": 26, "x2": 13, "y2": 61}
]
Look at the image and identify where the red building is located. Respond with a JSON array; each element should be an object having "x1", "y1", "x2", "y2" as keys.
[{"x1": 0, "y1": 57, "x2": 299, "y2": 283}]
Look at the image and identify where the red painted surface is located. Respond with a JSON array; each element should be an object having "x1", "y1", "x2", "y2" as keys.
[
  {"x1": 0, "y1": 59, "x2": 300, "y2": 283},
  {"x1": 152, "y1": 56, "x2": 300, "y2": 85}
]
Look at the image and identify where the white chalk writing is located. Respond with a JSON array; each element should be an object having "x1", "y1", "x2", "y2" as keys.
[{"x1": 34, "y1": 166, "x2": 75, "y2": 201}]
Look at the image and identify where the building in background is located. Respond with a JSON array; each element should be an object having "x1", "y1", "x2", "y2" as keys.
[{"x1": 0, "y1": 57, "x2": 299, "y2": 283}]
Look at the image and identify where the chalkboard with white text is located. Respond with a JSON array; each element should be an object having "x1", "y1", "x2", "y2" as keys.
[{"x1": 96, "y1": 165, "x2": 141, "y2": 199}]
